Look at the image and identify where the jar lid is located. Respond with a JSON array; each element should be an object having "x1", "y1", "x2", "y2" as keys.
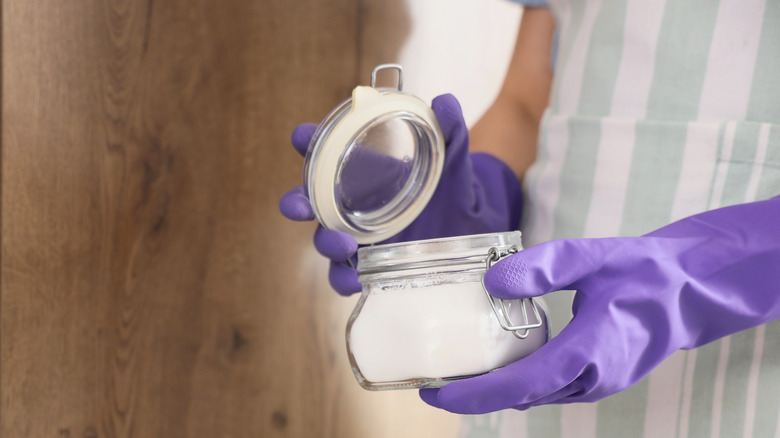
[{"x1": 304, "y1": 64, "x2": 445, "y2": 244}]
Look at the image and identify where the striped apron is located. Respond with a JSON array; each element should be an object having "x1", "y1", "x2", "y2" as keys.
[{"x1": 462, "y1": 0, "x2": 780, "y2": 437}]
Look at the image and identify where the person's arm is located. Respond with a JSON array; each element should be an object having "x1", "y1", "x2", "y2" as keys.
[
  {"x1": 421, "y1": 194, "x2": 780, "y2": 414},
  {"x1": 469, "y1": 7, "x2": 555, "y2": 181}
]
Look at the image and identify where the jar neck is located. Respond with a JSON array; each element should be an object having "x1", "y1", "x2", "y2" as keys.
[{"x1": 357, "y1": 231, "x2": 522, "y2": 283}]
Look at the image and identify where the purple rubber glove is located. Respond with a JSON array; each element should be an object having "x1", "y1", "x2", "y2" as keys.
[
  {"x1": 420, "y1": 196, "x2": 780, "y2": 414},
  {"x1": 280, "y1": 94, "x2": 523, "y2": 295}
]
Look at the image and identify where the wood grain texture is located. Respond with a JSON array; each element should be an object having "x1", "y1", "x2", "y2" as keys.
[{"x1": 1, "y1": 0, "x2": 459, "y2": 437}]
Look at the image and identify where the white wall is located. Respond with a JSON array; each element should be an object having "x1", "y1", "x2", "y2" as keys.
[{"x1": 398, "y1": 0, "x2": 523, "y2": 126}]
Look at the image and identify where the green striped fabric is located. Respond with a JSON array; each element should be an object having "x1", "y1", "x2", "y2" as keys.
[{"x1": 461, "y1": 0, "x2": 780, "y2": 437}]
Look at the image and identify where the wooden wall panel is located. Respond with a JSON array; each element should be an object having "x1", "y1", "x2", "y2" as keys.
[{"x1": 1, "y1": 0, "x2": 459, "y2": 437}]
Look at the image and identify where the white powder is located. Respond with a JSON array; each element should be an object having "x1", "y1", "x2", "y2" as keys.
[{"x1": 348, "y1": 281, "x2": 548, "y2": 385}]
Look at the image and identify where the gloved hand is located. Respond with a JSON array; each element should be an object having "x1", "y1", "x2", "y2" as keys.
[
  {"x1": 420, "y1": 196, "x2": 780, "y2": 414},
  {"x1": 279, "y1": 94, "x2": 523, "y2": 295}
]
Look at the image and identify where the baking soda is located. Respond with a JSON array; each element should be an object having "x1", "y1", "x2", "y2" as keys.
[{"x1": 348, "y1": 281, "x2": 548, "y2": 384}]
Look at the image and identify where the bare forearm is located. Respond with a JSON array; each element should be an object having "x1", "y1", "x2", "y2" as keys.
[
  {"x1": 469, "y1": 7, "x2": 555, "y2": 181},
  {"x1": 470, "y1": 93, "x2": 541, "y2": 181}
]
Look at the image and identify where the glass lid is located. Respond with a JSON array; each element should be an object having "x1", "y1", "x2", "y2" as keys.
[{"x1": 304, "y1": 65, "x2": 445, "y2": 244}]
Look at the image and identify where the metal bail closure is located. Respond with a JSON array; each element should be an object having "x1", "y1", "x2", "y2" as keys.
[
  {"x1": 481, "y1": 247, "x2": 544, "y2": 339},
  {"x1": 371, "y1": 64, "x2": 403, "y2": 91}
]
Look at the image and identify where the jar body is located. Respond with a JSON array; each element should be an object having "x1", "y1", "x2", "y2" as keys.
[{"x1": 346, "y1": 232, "x2": 549, "y2": 390}]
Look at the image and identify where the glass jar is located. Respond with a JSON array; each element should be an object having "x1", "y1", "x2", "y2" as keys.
[{"x1": 347, "y1": 231, "x2": 549, "y2": 390}]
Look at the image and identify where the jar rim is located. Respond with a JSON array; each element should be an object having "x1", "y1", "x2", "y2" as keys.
[{"x1": 357, "y1": 231, "x2": 522, "y2": 276}]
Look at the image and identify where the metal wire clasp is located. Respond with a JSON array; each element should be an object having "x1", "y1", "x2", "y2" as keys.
[
  {"x1": 481, "y1": 247, "x2": 543, "y2": 339},
  {"x1": 371, "y1": 64, "x2": 403, "y2": 91}
]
